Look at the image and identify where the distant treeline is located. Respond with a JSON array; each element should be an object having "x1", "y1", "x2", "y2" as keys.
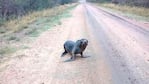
[
  {"x1": 0, "y1": 0, "x2": 77, "y2": 20},
  {"x1": 87, "y1": 0, "x2": 149, "y2": 8}
]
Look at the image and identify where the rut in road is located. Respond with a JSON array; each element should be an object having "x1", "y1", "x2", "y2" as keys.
[{"x1": 0, "y1": 4, "x2": 113, "y2": 84}]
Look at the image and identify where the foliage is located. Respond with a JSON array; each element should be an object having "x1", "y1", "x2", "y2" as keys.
[
  {"x1": 111, "y1": 0, "x2": 149, "y2": 8},
  {"x1": 0, "y1": 0, "x2": 77, "y2": 21},
  {"x1": 87, "y1": 0, "x2": 149, "y2": 8}
]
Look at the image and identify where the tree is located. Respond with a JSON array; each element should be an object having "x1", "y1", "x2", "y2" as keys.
[{"x1": 0, "y1": 0, "x2": 77, "y2": 20}]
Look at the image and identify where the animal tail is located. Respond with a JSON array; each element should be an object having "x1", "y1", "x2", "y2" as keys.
[
  {"x1": 61, "y1": 45, "x2": 67, "y2": 57},
  {"x1": 61, "y1": 50, "x2": 67, "y2": 57}
]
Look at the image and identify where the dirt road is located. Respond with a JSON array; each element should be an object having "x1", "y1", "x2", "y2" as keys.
[
  {"x1": 85, "y1": 3, "x2": 149, "y2": 84},
  {"x1": 0, "y1": 3, "x2": 149, "y2": 84}
]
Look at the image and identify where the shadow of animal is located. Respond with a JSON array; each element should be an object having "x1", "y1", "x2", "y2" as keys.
[{"x1": 63, "y1": 55, "x2": 91, "y2": 62}]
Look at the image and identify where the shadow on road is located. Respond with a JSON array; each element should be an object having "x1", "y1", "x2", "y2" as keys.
[{"x1": 63, "y1": 55, "x2": 91, "y2": 62}]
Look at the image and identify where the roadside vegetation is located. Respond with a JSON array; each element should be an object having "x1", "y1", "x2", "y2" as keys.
[
  {"x1": 0, "y1": 4, "x2": 77, "y2": 61},
  {"x1": 87, "y1": 0, "x2": 149, "y2": 8},
  {"x1": 1, "y1": 4, "x2": 76, "y2": 34},
  {"x1": 99, "y1": 3, "x2": 149, "y2": 21},
  {"x1": 0, "y1": 0, "x2": 77, "y2": 23},
  {"x1": 87, "y1": 0, "x2": 149, "y2": 21}
]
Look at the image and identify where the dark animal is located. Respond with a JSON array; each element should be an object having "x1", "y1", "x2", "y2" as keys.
[{"x1": 61, "y1": 39, "x2": 88, "y2": 60}]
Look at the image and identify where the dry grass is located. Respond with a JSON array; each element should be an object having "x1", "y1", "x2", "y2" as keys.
[
  {"x1": 3, "y1": 4, "x2": 76, "y2": 33},
  {"x1": 100, "y1": 3, "x2": 149, "y2": 17}
]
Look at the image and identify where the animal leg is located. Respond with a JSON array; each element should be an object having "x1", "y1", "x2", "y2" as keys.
[
  {"x1": 61, "y1": 50, "x2": 67, "y2": 57},
  {"x1": 80, "y1": 52, "x2": 84, "y2": 58},
  {"x1": 71, "y1": 53, "x2": 76, "y2": 61}
]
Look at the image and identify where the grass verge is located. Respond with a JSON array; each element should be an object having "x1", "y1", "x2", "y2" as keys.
[
  {"x1": 98, "y1": 3, "x2": 149, "y2": 21},
  {"x1": 2, "y1": 4, "x2": 77, "y2": 33},
  {"x1": 0, "y1": 46, "x2": 18, "y2": 56},
  {"x1": 27, "y1": 4, "x2": 76, "y2": 37},
  {"x1": 0, "y1": 3, "x2": 77, "y2": 57}
]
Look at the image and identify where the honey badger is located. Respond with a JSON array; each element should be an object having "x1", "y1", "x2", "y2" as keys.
[{"x1": 61, "y1": 39, "x2": 88, "y2": 60}]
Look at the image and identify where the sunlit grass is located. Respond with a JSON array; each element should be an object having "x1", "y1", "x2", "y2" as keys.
[
  {"x1": 99, "y1": 3, "x2": 149, "y2": 21},
  {"x1": 3, "y1": 4, "x2": 77, "y2": 33},
  {"x1": 26, "y1": 4, "x2": 77, "y2": 37}
]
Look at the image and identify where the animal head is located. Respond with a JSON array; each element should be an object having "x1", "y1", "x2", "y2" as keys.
[{"x1": 76, "y1": 39, "x2": 88, "y2": 50}]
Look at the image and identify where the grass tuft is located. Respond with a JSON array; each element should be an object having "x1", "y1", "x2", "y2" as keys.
[
  {"x1": 0, "y1": 27, "x2": 7, "y2": 34},
  {"x1": 0, "y1": 46, "x2": 17, "y2": 55}
]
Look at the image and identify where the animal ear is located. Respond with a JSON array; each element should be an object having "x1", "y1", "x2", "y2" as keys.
[
  {"x1": 85, "y1": 39, "x2": 88, "y2": 43},
  {"x1": 84, "y1": 39, "x2": 88, "y2": 43}
]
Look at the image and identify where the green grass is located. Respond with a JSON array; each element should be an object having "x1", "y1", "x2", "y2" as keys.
[
  {"x1": 0, "y1": 4, "x2": 74, "y2": 35},
  {"x1": 0, "y1": 27, "x2": 7, "y2": 34},
  {"x1": 21, "y1": 45, "x2": 30, "y2": 49},
  {"x1": 0, "y1": 45, "x2": 29, "y2": 56},
  {"x1": 0, "y1": 46, "x2": 18, "y2": 55},
  {"x1": 99, "y1": 3, "x2": 149, "y2": 21},
  {"x1": 26, "y1": 4, "x2": 77, "y2": 37}
]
